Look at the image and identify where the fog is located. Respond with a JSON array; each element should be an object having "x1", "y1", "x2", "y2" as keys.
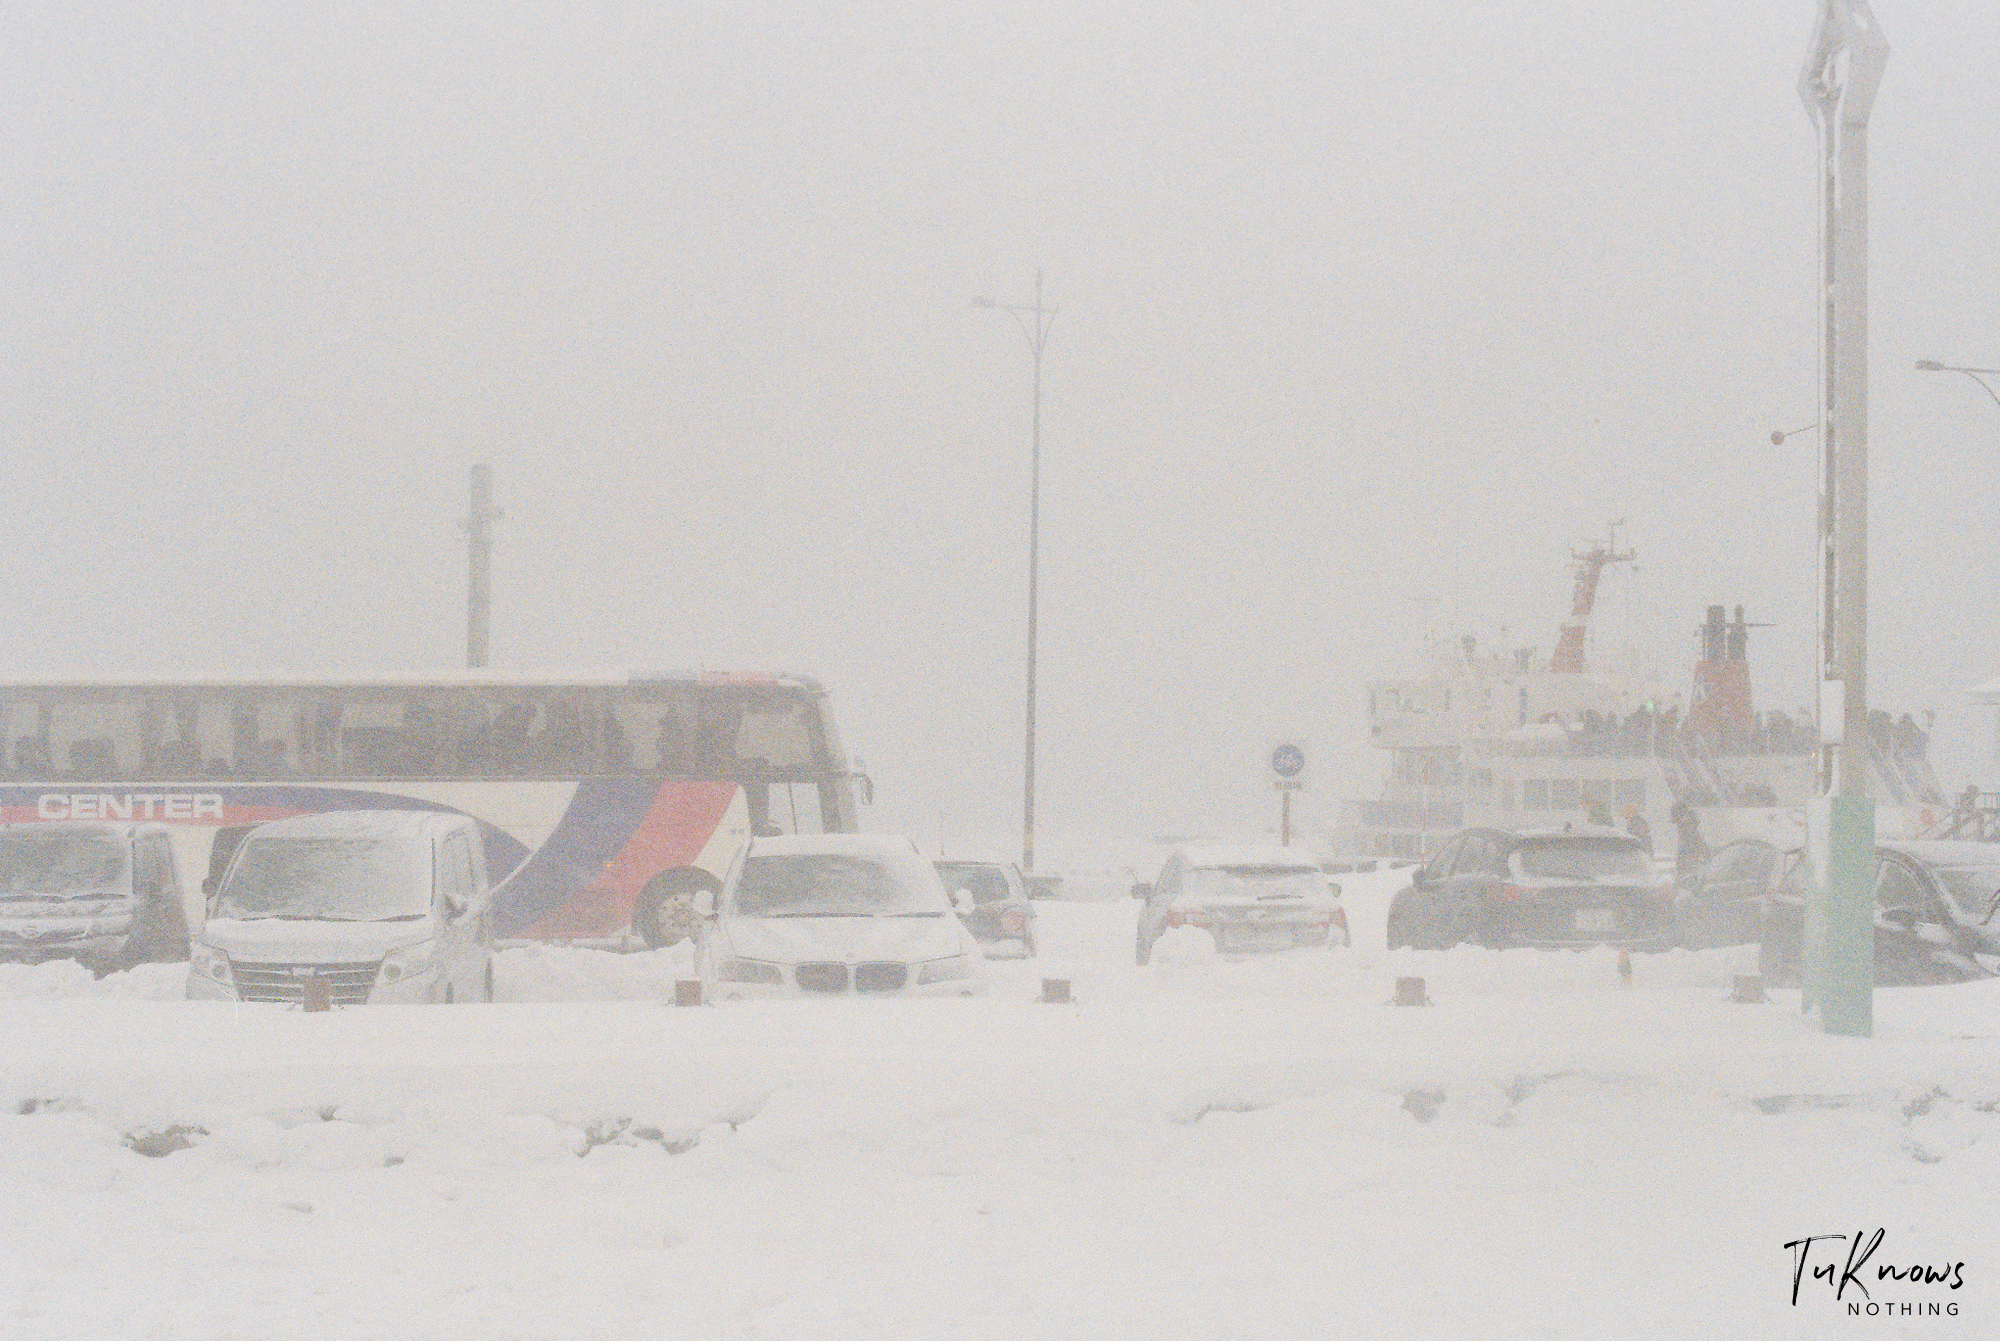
[{"x1": 5, "y1": 0, "x2": 1998, "y2": 860}]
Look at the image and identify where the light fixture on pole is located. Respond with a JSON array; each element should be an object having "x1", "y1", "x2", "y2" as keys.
[
  {"x1": 1914, "y1": 360, "x2": 2000, "y2": 411},
  {"x1": 973, "y1": 272, "x2": 1059, "y2": 875}
]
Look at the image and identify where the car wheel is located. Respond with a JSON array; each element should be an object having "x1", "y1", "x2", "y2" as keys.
[
  {"x1": 443, "y1": 982, "x2": 456, "y2": 1004},
  {"x1": 1023, "y1": 929, "x2": 1037, "y2": 958},
  {"x1": 1135, "y1": 929, "x2": 1151, "y2": 966},
  {"x1": 633, "y1": 872, "x2": 713, "y2": 949}
]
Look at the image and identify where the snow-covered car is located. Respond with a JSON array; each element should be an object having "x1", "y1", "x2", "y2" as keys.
[
  {"x1": 698, "y1": 833, "x2": 985, "y2": 998},
  {"x1": 1757, "y1": 839, "x2": 2000, "y2": 987},
  {"x1": 933, "y1": 858, "x2": 1036, "y2": 957},
  {"x1": 0, "y1": 822, "x2": 191, "y2": 974},
  {"x1": 1386, "y1": 826, "x2": 1675, "y2": 951},
  {"x1": 1133, "y1": 845, "x2": 1347, "y2": 965},
  {"x1": 187, "y1": 810, "x2": 496, "y2": 1005}
]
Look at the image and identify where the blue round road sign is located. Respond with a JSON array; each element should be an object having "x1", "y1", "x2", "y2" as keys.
[{"x1": 1270, "y1": 743, "x2": 1306, "y2": 778}]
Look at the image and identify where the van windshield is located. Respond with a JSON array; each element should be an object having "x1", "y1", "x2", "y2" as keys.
[
  {"x1": 216, "y1": 837, "x2": 431, "y2": 921},
  {"x1": 0, "y1": 836, "x2": 128, "y2": 899}
]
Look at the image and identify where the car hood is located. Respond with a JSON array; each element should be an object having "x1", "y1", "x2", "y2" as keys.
[
  {"x1": 201, "y1": 917, "x2": 434, "y2": 963},
  {"x1": 721, "y1": 915, "x2": 965, "y2": 964}
]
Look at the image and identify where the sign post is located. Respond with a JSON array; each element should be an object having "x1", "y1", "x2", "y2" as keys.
[{"x1": 1268, "y1": 741, "x2": 1308, "y2": 846}]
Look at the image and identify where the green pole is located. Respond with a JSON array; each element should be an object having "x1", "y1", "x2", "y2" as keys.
[{"x1": 1816, "y1": 794, "x2": 1875, "y2": 1035}]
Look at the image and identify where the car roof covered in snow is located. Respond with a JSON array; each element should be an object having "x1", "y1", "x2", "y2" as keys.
[
  {"x1": 748, "y1": 832, "x2": 923, "y2": 860},
  {"x1": 1881, "y1": 839, "x2": 2000, "y2": 866},
  {"x1": 1172, "y1": 844, "x2": 1322, "y2": 871},
  {"x1": 1508, "y1": 826, "x2": 1645, "y2": 844},
  {"x1": 240, "y1": 809, "x2": 470, "y2": 842},
  {"x1": 0, "y1": 821, "x2": 169, "y2": 841}
]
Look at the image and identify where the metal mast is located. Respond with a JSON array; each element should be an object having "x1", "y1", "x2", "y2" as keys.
[
  {"x1": 464, "y1": 464, "x2": 502, "y2": 669},
  {"x1": 1800, "y1": 0, "x2": 1887, "y2": 1037}
]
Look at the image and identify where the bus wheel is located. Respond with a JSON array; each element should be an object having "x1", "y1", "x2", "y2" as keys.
[{"x1": 634, "y1": 873, "x2": 717, "y2": 950}]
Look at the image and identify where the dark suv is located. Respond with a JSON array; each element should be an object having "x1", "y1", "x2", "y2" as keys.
[{"x1": 1387, "y1": 826, "x2": 1674, "y2": 951}]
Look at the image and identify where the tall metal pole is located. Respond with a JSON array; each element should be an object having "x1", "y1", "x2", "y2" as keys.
[
  {"x1": 1801, "y1": 0, "x2": 1887, "y2": 1037},
  {"x1": 464, "y1": 464, "x2": 501, "y2": 669},
  {"x1": 973, "y1": 275, "x2": 1059, "y2": 874}
]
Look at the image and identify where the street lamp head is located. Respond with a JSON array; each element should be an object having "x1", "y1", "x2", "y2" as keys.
[{"x1": 1915, "y1": 359, "x2": 1945, "y2": 371}]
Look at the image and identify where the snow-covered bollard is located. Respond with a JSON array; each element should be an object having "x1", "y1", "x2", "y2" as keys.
[
  {"x1": 1394, "y1": 976, "x2": 1430, "y2": 1007},
  {"x1": 1731, "y1": 974, "x2": 1768, "y2": 1004},
  {"x1": 673, "y1": 979, "x2": 703, "y2": 1007},
  {"x1": 1040, "y1": 978, "x2": 1072, "y2": 1004}
]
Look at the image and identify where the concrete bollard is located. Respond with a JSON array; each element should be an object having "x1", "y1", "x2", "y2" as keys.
[
  {"x1": 301, "y1": 977, "x2": 331, "y2": 1013},
  {"x1": 1394, "y1": 976, "x2": 1430, "y2": 1007},
  {"x1": 1731, "y1": 974, "x2": 1768, "y2": 1004},
  {"x1": 673, "y1": 979, "x2": 704, "y2": 1007},
  {"x1": 1040, "y1": 978, "x2": 1072, "y2": 1004}
]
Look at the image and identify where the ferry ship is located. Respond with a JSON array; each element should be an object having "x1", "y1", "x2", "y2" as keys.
[{"x1": 1334, "y1": 531, "x2": 1946, "y2": 861}]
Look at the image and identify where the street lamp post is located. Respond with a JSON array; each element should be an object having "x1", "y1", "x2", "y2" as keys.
[
  {"x1": 1915, "y1": 360, "x2": 2000, "y2": 411},
  {"x1": 973, "y1": 272, "x2": 1059, "y2": 875},
  {"x1": 1800, "y1": 0, "x2": 1887, "y2": 1038}
]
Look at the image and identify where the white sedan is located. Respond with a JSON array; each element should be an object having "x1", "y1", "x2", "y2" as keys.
[{"x1": 696, "y1": 834, "x2": 986, "y2": 999}]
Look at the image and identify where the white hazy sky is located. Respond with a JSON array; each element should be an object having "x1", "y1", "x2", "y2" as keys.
[{"x1": 4, "y1": 1, "x2": 1997, "y2": 859}]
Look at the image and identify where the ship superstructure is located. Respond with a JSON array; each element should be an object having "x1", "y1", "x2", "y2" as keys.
[{"x1": 1338, "y1": 537, "x2": 1945, "y2": 860}]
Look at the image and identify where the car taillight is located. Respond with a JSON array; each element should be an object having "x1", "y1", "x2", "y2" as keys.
[
  {"x1": 1331, "y1": 906, "x2": 1348, "y2": 933},
  {"x1": 1497, "y1": 883, "x2": 1526, "y2": 901},
  {"x1": 1165, "y1": 907, "x2": 1209, "y2": 929}
]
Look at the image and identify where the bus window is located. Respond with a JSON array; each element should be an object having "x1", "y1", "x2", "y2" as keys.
[
  {"x1": 331, "y1": 691, "x2": 436, "y2": 777},
  {"x1": 230, "y1": 689, "x2": 333, "y2": 778},
  {"x1": 149, "y1": 692, "x2": 234, "y2": 777},
  {"x1": 0, "y1": 689, "x2": 146, "y2": 780}
]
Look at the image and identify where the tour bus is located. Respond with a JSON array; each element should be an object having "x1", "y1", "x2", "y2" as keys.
[{"x1": 0, "y1": 671, "x2": 864, "y2": 947}]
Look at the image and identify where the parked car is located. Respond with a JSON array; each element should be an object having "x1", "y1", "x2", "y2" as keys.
[
  {"x1": 933, "y1": 858, "x2": 1036, "y2": 957},
  {"x1": 1757, "y1": 840, "x2": 2000, "y2": 986},
  {"x1": 1133, "y1": 845, "x2": 1346, "y2": 965},
  {"x1": 698, "y1": 833, "x2": 985, "y2": 998},
  {"x1": 1675, "y1": 838, "x2": 1781, "y2": 949},
  {"x1": 1386, "y1": 826, "x2": 1675, "y2": 952},
  {"x1": 0, "y1": 822, "x2": 190, "y2": 974},
  {"x1": 187, "y1": 810, "x2": 496, "y2": 1005}
]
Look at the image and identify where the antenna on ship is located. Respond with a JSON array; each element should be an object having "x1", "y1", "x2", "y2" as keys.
[{"x1": 1549, "y1": 521, "x2": 1635, "y2": 674}]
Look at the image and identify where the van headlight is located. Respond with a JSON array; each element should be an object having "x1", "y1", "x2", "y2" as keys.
[
  {"x1": 917, "y1": 955, "x2": 972, "y2": 984},
  {"x1": 377, "y1": 940, "x2": 439, "y2": 985},
  {"x1": 718, "y1": 958, "x2": 783, "y2": 984},
  {"x1": 190, "y1": 942, "x2": 232, "y2": 984}
]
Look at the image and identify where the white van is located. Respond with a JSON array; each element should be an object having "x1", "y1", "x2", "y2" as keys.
[
  {"x1": 0, "y1": 822, "x2": 191, "y2": 973},
  {"x1": 187, "y1": 810, "x2": 495, "y2": 1005}
]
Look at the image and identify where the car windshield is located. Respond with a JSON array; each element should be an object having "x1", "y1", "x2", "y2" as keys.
[
  {"x1": 1929, "y1": 865, "x2": 2000, "y2": 920},
  {"x1": 1514, "y1": 838, "x2": 1652, "y2": 881},
  {"x1": 0, "y1": 836, "x2": 128, "y2": 898},
  {"x1": 1183, "y1": 866, "x2": 1324, "y2": 900},
  {"x1": 734, "y1": 854, "x2": 944, "y2": 917},
  {"x1": 215, "y1": 837, "x2": 431, "y2": 921},
  {"x1": 934, "y1": 863, "x2": 1013, "y2": 905}
]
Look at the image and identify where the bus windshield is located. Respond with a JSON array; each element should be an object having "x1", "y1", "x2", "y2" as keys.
[{"x1": 217, "y1": 837, "x2": 432, "y2": 922}]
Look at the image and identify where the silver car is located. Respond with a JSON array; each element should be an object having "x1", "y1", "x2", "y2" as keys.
[{"x1": 1134, "y1": 845, "x2": 1347, "y2": 964}]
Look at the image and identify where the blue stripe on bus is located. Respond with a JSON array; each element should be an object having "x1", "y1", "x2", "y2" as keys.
[{"x1": 489, "y1": 776, "x2": 663, "y2": 937}]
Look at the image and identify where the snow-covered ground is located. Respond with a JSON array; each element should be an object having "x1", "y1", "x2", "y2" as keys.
[{"x1": 2, "y1": 870, "x2": 1994, "y2": 1339}]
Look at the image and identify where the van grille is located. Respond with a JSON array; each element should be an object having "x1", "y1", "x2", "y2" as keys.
[
  {"x1": 794, "y1": 962, "x2": 848, "y2": 993},
  {"x1": 231, "y1": 960, "x2": 380, "y2": 1006},
  {"x1": 853, "y1": 962, "x2": 907, "y2": 992}
]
